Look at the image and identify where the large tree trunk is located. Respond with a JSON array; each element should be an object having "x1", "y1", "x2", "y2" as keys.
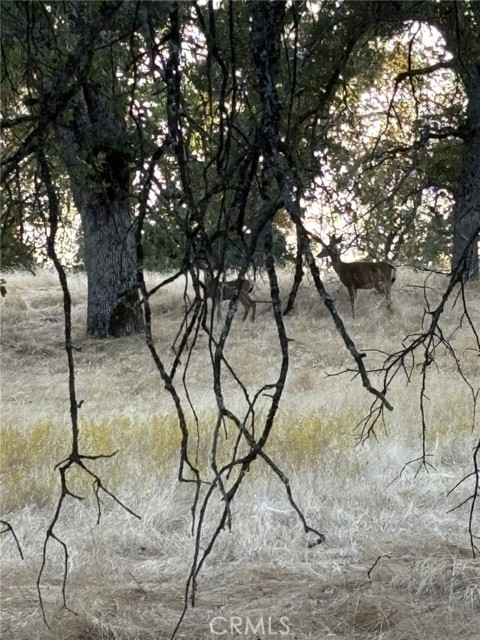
[
  {"x1": 452, "y1": 62, "x2": 480, "y2": 280},
  {"x1": 81, "y1": 195, "x2": 142, "y2": 338},
  {"x1": 57, "y1": 86, "x2": 144, "y2": 338}
]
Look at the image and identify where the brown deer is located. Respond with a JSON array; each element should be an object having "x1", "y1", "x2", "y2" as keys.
[
  {"x1": 202, "y1": 269, "x2": 256, "y2": 322},
  {"x1": 317, "y1": 235, "x2": 396, "y2": 318}
]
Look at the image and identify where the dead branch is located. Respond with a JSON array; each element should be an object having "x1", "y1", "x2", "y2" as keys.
[
  {"x1": 35, "y1": 144, "x2": 141, "y2": 626},
  {"x1": 0, "y1": 520, "x2": 24, "y2": 560}
]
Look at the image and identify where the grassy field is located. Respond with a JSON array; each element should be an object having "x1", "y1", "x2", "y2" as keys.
[{"x1": 1, "y1": 267, "x2": 479, "y2": 639}]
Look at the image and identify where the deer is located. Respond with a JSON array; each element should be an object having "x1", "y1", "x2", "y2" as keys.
[
  {"x1": 317, "y1": 235, "x2": 396, "y2": 318},
  {"x1": 202, "y1": 268, "x2": 256, "y2": 322}
]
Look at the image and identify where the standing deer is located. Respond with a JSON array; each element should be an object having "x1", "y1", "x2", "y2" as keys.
[
  {"x1": 202, "y1": 269, "x2": 256, "y2": 322},
  {"x1": 317, "y1": 235, "x2": 396, "y2": 318}
]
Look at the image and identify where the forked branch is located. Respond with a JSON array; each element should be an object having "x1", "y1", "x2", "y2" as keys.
[{"x1": 35, "y1": 145, "x2": 141, "y2": 626}]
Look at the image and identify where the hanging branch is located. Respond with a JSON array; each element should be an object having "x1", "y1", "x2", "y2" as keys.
[
  {"x1": 0, "y1": 520, "x2": 24, "y2": 560},
  {"x1": 364, "y1": 224, "x2": 479, "y2": 438},
  {"x1": 250, "y1": 0, "x2": 394, "y2": 416},
  {"x1": 381, "y1": 228, "x2": 479, "y2": 555},
  {"x1": 166, "y1": 6, "x2": 331, "y2": 637},
  {"x1": 35, "y1": 144, "x2": 140, "y2": 627},
  {"x1": 447, "y1": 437, "x2": 480, "y2": 558}
]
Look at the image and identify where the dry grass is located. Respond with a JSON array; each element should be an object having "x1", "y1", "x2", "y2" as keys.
[{"x1": 1, "y1": 267, "x2": 479, "y2": 639}]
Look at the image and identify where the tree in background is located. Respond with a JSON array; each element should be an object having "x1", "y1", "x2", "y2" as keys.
[
  {"x1": 367, "y1": 0, "x2": 480, "y2": 276},
  {"x1": 1, "y1": 1, "x2": 145, "y2": 336},
  {"x1": 438, "y1": 1, "x2": 480, "y2": 279}
]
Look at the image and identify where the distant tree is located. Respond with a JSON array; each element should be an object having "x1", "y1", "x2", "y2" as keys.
[
  {"x1": 368, "y1": 0, "x2": 480, "y2": 276},
  {"x1": 437, "y1": 2, "x2": 480, "y2": 278}
]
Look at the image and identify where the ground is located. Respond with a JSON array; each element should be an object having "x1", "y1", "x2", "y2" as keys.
[{"x1": 1, "y1": 268, "x2": 479, "y2": 639}]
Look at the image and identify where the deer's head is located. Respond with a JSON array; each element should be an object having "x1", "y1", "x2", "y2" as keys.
[{"x1": 317, "y1": 234, "x2": 343, "y2": 261}]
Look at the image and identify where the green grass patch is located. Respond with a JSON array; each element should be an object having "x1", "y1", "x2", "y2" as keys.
[
  {"x1": 1, "y1": 407, "x2": 473, "y2": 512},
  {"x1": 1, "y1": 409, "x2": 371, "y2": 511},
  {"x1": 0, "y1": 420, "x2": 65, "y2": 512}
]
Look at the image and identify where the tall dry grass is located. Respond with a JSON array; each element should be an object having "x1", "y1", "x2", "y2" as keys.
[{"x1": 1, "y1": 267, "x2": 479, "y2": 639}]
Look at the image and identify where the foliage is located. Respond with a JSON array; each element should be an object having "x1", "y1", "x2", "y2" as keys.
[
  {"x1": 0, "y1": 226, "x2": 36, "y2": 272},
  {"x1": 318, "y1": 24, "x2": 465, "y2": 263},
  {"x1": 141, "y1": 221, "x2": 184, "y2": 272},
  {"x1": 1, "y1": 1, "x2": 477, "y2": 274}
]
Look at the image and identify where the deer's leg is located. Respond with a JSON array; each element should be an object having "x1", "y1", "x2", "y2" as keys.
[
  {"x1": 385, "y1": 288, "x2": 393, "y2": 314},
  {"x1": 376, "y1": 282, "x2": 393, "y2": 314},
  {"x1": 238, "y1": 292, "x2": 256, "y2": 322},
  {"x1": 239, "y1": 292, "x2": 250, "y2": 321},
  {"x1": 216, "y1": 294, "x2": 223, "y2": 321},
  {"x1": 250, "y1": 297, "x2": 256, "y2": 322},
  {"x1": 348, "y1": 287, "x2": 355, "y2": 318}
]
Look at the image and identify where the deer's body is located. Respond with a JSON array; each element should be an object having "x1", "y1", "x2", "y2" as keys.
[
  {"x1": 204, "y1": 271, "x2": 256, "y2": 322},
  {"x1": 318, "y1": 236, "x2": 396, "y2": 318}
]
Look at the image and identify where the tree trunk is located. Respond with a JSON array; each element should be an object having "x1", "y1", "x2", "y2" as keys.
[
  {"x1": 82, "y1": 195, "x2": 143, "y2": 338},
  {"x1": 452, "y1": 62, "x2": 480, "y2": 280},
  {"x1": 57, "y1": 86, "x2": 144, "y2": 338}
]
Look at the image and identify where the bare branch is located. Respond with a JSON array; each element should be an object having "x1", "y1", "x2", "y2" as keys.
[{"x1": 0, "y1": 520, "x2": 24, "y2": 560}]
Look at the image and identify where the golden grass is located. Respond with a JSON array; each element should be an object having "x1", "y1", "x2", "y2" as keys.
[{"x1": 1, "y1": 267, "x2": 479, "y2": 639}]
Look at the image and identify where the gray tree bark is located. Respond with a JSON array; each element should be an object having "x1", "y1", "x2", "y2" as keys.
[
  {"x1": 451, "y1": 62, "x2": 480, "y2": 280},
  {"x1": 57, "y1": 85, "x2": 143, "y2": 338}
]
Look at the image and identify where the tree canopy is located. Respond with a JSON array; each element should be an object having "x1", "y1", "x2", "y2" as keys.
[{"x1": 2, "y1": 1, "x2": 479, "y2": 303}]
